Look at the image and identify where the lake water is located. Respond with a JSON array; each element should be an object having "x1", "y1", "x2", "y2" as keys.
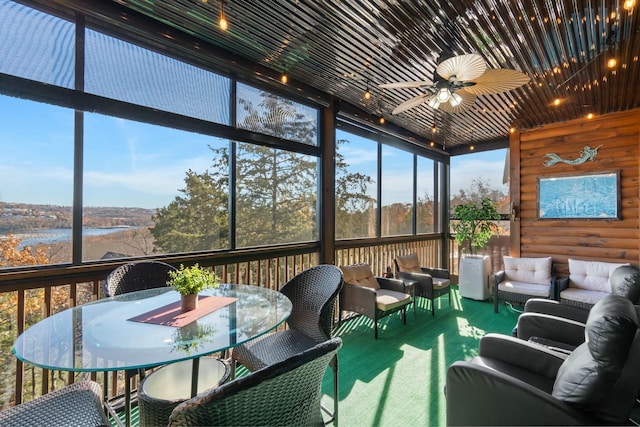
[{"x1": 2, "y1": 227, "x2": 135, "y2": 248}]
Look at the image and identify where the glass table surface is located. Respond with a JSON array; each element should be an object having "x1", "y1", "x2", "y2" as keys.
[{"x1": 13, "y1": 284, "x2": 292, "y2": 372}]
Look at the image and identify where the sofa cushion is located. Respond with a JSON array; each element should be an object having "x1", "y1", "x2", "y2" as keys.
[
  {"x1": 395, "y1": 254, "x2": 423, "y2": 274},
  {"x1": 503, "y1": 256, "x2": 552, "y2": 285},
  {"x1": 498, "y1": 280, "x2": 550, "y2": 297},
  {"x1": 340, "y1": 264, "x2": 380, "y2": 290},
  {"x1": 552, "y1": 294, "x2": 638, "y2": 423},
  {"x1": 568, "y1": 259, "x2": 629, "y2": 293},
  {"x1": 433, "y1": 277, "x2": 451, "y2": 289},
  {"x1": 375, "y1": 289, "x2": 412, "y2": 311},
  {"x1": 560, "y1": 288, "x2": 608, "y2": 306}
]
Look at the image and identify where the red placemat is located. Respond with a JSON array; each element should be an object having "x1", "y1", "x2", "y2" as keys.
[{"x1": 128, "y1": 295, "x2": 238, "y2": 328}]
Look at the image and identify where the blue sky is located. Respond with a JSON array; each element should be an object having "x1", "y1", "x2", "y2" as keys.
[{"x1": 1, "y1": 94, "x2": 507, "y2": 209}]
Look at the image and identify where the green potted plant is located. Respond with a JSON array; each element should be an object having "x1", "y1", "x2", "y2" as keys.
[
  {"x1": 451, "y1": 197, "x2": 501, "y2": 300},
  {"x1": 167, "y1": 264, "x2": 218, "y2": 312},
  {"x1": 451, "y1": 197, "x2": 501, "y2": 254}
]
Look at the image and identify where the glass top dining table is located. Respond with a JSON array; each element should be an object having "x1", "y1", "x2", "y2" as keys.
[{"x1": 13, "y1": 284, "x2": 292, "y2": 372}]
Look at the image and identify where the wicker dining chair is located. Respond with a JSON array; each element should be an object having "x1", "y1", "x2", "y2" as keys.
[
  {"x1": 0, "y1": 380, "x2": 110, "y2": 427},
  {"x1": 103, "y1": 260, "x2": 177, "y2": 297},
  {"x1": 169, "y1": 338, "x2": 342, "y2": 427},
  {"x1": 230, "y1": 264, "x2": 344, "y2": 425}
]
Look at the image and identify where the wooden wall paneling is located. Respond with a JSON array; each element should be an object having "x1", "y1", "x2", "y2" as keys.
[{"x1": 514, "y1": 109, "x2": 640, "y2": 277}]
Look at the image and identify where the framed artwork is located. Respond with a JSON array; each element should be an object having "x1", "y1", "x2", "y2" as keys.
[{"x1": 537, "y1": 170, "x2": 620, "y2": 220}]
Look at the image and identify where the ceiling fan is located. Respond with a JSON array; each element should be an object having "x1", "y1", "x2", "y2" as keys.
[{"x1": 379, "y1": 53, "x2": 530, "y2": 114}]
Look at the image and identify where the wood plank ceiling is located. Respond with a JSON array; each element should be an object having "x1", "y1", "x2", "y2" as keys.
[{"x1": 42, "y1": 0, "x2": 640, "y2": 152}]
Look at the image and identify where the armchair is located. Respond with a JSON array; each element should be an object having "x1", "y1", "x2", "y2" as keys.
[
  {"x1": 339, "y1": 264, "x2": 412, "y2": 339},
  {"x1": 446, "y1": 293, "x2": 640, "y2": 426},
  {"x1": 494, "y1": 256, "x2": 554, "y2": 313},
  {"x1": 394, "y1": 253, "x2": 451, "y2": 316},
  {"x1": 556, "y1": 258, "x2": 630, "y2": 309}
]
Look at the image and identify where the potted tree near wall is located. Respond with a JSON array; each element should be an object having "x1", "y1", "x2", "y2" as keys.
[
  {"x1": 168, "y1": 264, "x2": 218, "y2": 312},
  {"x1": 451, "y1": 197, "x2": 500, "y2": 300}
]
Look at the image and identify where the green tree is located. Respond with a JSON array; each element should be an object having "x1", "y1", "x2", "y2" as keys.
[
  {"x1": 235, "y1": 93, "x2": 317, "y2": 246},
  {"x1": 151, "y1": 91, "x2": 373, "y2": 251},
  {"x1": 417, "y1": 192, "x2": 435, "y2": 233},
  {"x1": 151, "y1": 148, "x2": 229, "y2": 253},
  {"x1": 451, "y1": 197, "x2": 501, "y2": 254},
  {"x1": 335, "y1": 138, "x2": 375, "y2": 239}
]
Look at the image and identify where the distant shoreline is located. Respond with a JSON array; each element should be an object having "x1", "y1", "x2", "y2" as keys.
[{"x1": 1, "y1": 227, "x2": 145, "y2": 248}]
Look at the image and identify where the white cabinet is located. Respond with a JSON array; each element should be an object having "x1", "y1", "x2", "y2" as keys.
[{"x1": 458, "y1": 255, "x2": 491, "y2": 300}]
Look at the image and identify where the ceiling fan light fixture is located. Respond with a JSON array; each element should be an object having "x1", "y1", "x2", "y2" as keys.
[
  {"x1": 427, "y1": 96, "x2": 441, "y2": 109},
  {"x1": 437, "y1": 87, "x2": 451, "y2": 102},
  {"x1": 449, "y1": 92, "x2": 463, "y2": 107}
]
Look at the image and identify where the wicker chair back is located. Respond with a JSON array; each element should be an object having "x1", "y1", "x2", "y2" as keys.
[
  {"x1": 104, "y1": 261, "x2": 177, "y2": 297},
  {"x1": 169, "y1": 338, "x2": 342, "y2": 427},
  {"x1": 280, "y1": 264, "x2": 344, "y2": 342}
]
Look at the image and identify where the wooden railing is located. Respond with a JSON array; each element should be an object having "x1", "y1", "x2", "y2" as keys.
[{"x1": 1, "y1": 232, "x2": 503, "y2": 411}]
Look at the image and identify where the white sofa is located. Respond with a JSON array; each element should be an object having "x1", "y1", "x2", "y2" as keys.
[
  {"x1": 557, "y1": 258, "x2": 630, "y2": 309},
  {"x1": 493, "y1": 256, "x2": 554, "y2": 313}
]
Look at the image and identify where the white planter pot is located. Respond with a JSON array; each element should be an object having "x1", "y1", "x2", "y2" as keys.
[{"x1": 458, "y1": 255, "x2": 491, "y2": 300}]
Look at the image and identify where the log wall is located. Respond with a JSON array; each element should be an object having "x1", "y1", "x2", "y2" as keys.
[{"x1": 510, "y1": 109, "x2": 640, "y2": 277}]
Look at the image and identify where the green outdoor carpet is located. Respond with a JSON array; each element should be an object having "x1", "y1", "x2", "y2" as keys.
[{"x1": 322, "y1": 285, "x2": 520, "y2": 427}]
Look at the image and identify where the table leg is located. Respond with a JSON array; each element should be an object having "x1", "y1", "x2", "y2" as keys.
[
  {"x1": 191, "y1": 358, "x2": 200, "y2": 398},
  {"x1": 125, "y1": 371, "x2": 131, "y2": 427}
]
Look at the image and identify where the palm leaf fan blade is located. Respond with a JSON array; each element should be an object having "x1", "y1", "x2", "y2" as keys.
[
  {"x1": 462, "y1": 68, "x2": 531, "y2": 95},
  {"x1": 436, "y1": 53, "x2": 486, "y2": 81},
  {"x1": 379, "y1": 81, "x2": 432, "y2": 89},
  {"x1": 391, "y1": 94, "x2": 429, "y2": 114}
]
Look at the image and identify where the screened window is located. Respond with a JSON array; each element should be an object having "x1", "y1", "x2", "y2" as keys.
[
  {"x1": 236, "y1": 83, "x2": 318, "y2": 145},
  {"x1": 450, "y1": 149, "x2": 510, "y2": 237},
  {"x1": 85, "y1": 29, "x2": 231, "y2": 125},
  {"x1": 450, "y1": 149, "x2": 509, "y2": 211},
  {"x1": 235, "y1": 143, "x2": 317, "y2": 247},
  {"x1": 417, "y1": 156, "x2": 435, "y2": 233},
  {"x1": 335, "y1": 129, "x2": 376, "y2": 239},
  {"x1": 0, "y1": 0, "x2": 74, "y2": 88},
  {"x1": 83, "y1": 114, "x2": 230, "y2": 261},
  {"x1": 381, "y1": 145, "x2": 413, "y2": 236},
  {"x1": 0, "y1": 95, "x2": 74, "y2": 266}
]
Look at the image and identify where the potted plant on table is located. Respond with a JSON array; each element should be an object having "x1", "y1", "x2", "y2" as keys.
[
  {"x1": 167, "y1": 264, "x2": 218, "y2": 312},
  {"x1": 451, "y1": 197, "x2": 501, "y2": 300}
]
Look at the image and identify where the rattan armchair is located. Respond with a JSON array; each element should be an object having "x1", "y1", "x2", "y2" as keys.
[
  {"x1": 394, "y1": 253, "x2": 451, "y2": 316},
  {"x1": 169, "y1": 338, "x2": 342, "y2": 427},
  {"x1": 0, "y1": 380, "x2": 109, "y2": 427},
  {"x1": 231, "y1": 264, "x2": 344, "y2": 424},
  {"x1": 339, "y1": 263, "x2": 412, "y2": 339},
  {"x1": 494, "y1": 256, "x2": 554, "y2": 313}
]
